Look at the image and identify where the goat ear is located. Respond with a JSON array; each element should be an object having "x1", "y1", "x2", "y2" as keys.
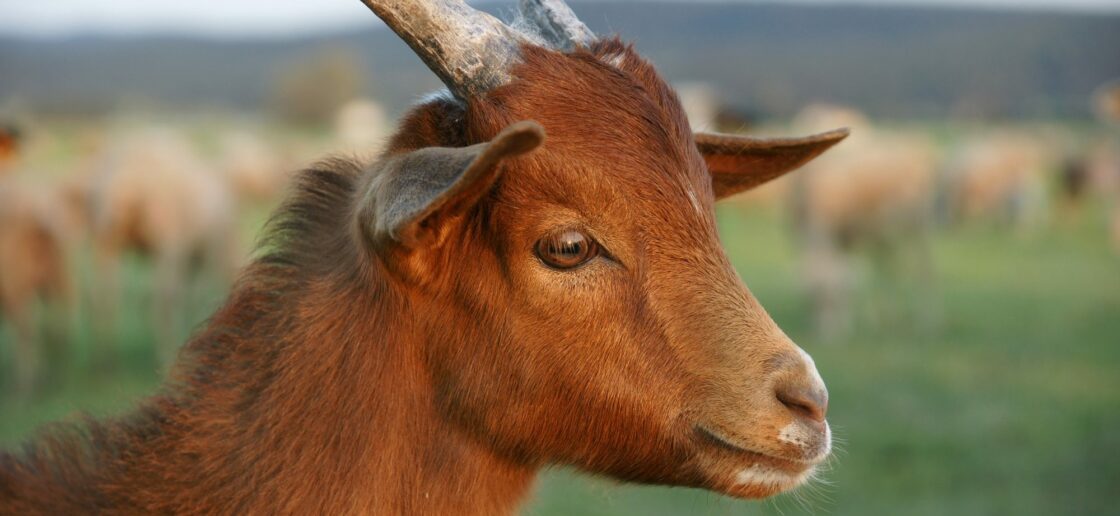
[
  {"x1": 365, "y1": 120, "x2": 544, "y2": 247},
  {"x1": 697, "y1": 128, "x2": 849, "y2": 200}
]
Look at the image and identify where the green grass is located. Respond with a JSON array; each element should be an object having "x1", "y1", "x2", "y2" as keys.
[{"x1": 2, "y1": 198, "x2": 1118, "y2": 515}]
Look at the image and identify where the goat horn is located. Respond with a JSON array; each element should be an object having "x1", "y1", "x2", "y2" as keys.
[
  {"x1": 519, "y1": 0, "x2": 596, "y2": 51},
  {"x1": 358, "y1": 0, "x2": 522, "y2": 99}
]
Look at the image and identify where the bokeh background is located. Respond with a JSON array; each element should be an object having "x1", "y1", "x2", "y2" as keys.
[{"x1": 2, "y1": 1, "x2": 1119, "y2": 514}]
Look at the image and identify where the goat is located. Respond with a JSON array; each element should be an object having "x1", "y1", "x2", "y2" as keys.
[
  {"x1": 333, "y1": 97, "x2": 392, "y2": 159},
  {"x1": 0, "y1": 124, "x2": 23, "y2": 177},
  {"x1": 941, "y1": 131, "x2": 1052, "y2": 232},
  {"x1": 87, "y1": 128, "x2": 240, "y2": 364},
  {"x1": 1087, "y1": 141, "x2": 1120, "y2": 253},
  {"x1": 0, "y1": 180, "x2": 71, "y2": 395},
  {"x1": 789, "y1": 104, "x2": 937, "y2": 339},
  {"x1": 217, "y1": 129, "x2": 291, "y2": 205},
  {"x1": 0, "y1": 1, "x2": 847, "y2": 513},
  {"x1": 1094, "y1": 80, "x2": 1120, "y2": 124},
  {"x1": 0, "y1": 126, "x2": 74, "y2": 395}
]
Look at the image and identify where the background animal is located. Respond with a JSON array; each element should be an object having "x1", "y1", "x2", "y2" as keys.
[
  {"x1": 1093, "y1": 80, "x2": 1120, "y2": 124},
  {"x1": 1085, "y1": 141, "x2": 1120, "y2": 253},
  {"x1": 332, "y1": 97, "x2": 391, "y2": 158},
  {"x1": 87, "y1": 128, "x2": 239, "y2": 364},
  {"x1": 0, "y1": 181, "x2": 71, "y2": 395},
  {"x1": 0, "y1": 125, "x2": 23, "y2": 177},
  {"x1": 940, "y1": 131, "x2": 1053, "y2": 232},
  {"x1": 1090, "y1": 82, "x2": 1120, "y2": 253},
  {"x1": 0, "y1": 126, "x2": 76, "y2": 395},
  {"x1": 217, "y1": 129, "x2": 290, "y2": 205},
  {"x1": 789, "y1": 104, "x2": 938, "y2": 339}
]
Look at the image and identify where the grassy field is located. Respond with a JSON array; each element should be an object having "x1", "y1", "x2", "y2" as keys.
[{"x1": 2, "y1": 192, "x2": 1118, "y2": 515}]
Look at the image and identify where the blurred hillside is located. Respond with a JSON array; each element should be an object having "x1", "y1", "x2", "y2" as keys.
[{"x1": 2, "y1": 1, "x2": 1118, "y2": 120}]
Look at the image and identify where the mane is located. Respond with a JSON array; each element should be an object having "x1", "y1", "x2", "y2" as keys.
[
  {"x1": 171, "y1": 156, "x2": 370, "y2": 399},
  {"x1": 254, "y1": 158, "x2": 366, "y2": 281}
]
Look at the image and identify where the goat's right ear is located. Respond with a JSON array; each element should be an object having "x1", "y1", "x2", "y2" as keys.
[
  {"x1": 362, "y1": 120, "x2": 544, "y2": 248},
  {"x1": 697, "y1": 128, "x2": 849, "y2": 200}
]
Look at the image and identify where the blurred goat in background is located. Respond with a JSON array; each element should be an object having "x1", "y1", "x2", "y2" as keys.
[
  {"x1": 0, "y1": 126, "x2": 73, "y2": 394},
  {"x1": 789, "y1": 105, "x2": 938, "y2": 340},
  {"x1": 86, "y1": 128, "x2": 240, "y2": 365}
]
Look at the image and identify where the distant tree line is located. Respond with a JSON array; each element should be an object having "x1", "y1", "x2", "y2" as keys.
[{"x1": 0, "y1": 2, "x2": 1117, "y2": 120}]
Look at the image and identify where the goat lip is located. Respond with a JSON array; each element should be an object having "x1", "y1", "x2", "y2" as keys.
[{"x1": 694, "y1": 425, "x2": 818, "y2": 469}]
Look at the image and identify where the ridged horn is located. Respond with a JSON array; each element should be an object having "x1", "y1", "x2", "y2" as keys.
[
  {"x1": 519, "y1": 0, "x2": 596, "y2": 51},
  {"x1": 358, "y1": 0, "x2": 522, "y2": 99}
]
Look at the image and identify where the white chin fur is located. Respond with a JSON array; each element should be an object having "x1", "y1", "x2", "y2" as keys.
[{"x1": 735, "y1": 464, "x2": 813, "y2": 490}]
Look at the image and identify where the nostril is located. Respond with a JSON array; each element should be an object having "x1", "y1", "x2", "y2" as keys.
[{"x1": 775, "y1": 385, "x2": 828, "y2": 424}]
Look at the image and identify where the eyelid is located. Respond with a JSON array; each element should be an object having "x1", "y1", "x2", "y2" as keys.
[
  {"x1": 597, "y1": 245, "x2": 622, "y2": 268},
  {"x1": 576, "y1": 228, "x2": 623, "y2": 269}
]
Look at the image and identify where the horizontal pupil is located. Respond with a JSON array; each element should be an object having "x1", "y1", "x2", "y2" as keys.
[{"x1": 553, "y1": 240, "x2": 582, "y2": 256}]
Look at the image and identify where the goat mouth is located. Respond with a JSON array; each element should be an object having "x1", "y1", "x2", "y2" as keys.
[
  {"x1": 694, "y1": 425, "x2": 817, "y2": 470},
  {"x1": 694, "y1": 425, "x2": 821, "y2": 498}
]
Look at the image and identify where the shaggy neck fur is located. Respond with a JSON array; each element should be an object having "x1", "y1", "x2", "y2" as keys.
[{"x1": 0, "y1": 160, "x2": 535, "y2": 514}]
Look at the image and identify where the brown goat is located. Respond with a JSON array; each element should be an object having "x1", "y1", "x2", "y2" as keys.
[
  {"x1": 333, "y1": 97, "x2": 392, "y2": 159},
  {"x1": 0, "y1": 125, "x2": 23, "y2": 177},
  {"x1": 0, "y1": 180, "x2": 71, "y2": 394},
  {"x1": 0, "y1": 1, "x2": 846, "y2": 513}
]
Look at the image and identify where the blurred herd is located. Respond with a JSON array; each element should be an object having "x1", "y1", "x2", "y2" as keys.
[
  {"x1": 1, "y1": 80, "x2": 1118, "y2": 398},
  {"x1": 0, "y1": 98, "x2": 389, "y2": 395},
  {"x1": 690, "y1": 83, "x2": 1120, "y2": 340}
]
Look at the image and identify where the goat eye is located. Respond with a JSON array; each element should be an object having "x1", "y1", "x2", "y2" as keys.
[{"x1": 535, "y1": 230, "x2": 599, "y2": 270}]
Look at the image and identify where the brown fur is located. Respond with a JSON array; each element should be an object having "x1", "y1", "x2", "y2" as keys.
[{"x1": 2, "y1": 41, "x2": 831, "y2": 514}]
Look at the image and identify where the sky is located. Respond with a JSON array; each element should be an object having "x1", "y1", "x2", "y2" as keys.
[{"x1": 1, "y1": 0, "x2": 1118, "y2": 38}]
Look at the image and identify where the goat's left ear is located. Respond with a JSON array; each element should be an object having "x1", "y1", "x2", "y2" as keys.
[
  {"x1": 363, "y1": 120, "x2": 544, "y2": 248},
  {"x1": 697, "y1": 128, "x2": 849, "y2": 200}
]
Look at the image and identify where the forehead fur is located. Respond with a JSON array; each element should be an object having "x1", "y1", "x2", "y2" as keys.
[
  {"x1": 381, "y1": 38, "x2": 711, "y2": 213},
  {"x1": 449, "y1": 41, "x2": 716, "y2": 257},
  {"x1": 476, "y1": 41, "x2": 692, "y2": 153},
  {"x1": 467, "y1": 40, "x2": 707, "y2": 192}
]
